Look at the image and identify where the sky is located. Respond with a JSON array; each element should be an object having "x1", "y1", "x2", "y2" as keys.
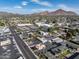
[{"x1": 0, "y1": 0, "x2": 79, "y2": 14}]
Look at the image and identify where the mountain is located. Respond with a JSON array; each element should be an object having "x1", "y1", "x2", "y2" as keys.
[
  {"x1": 0, "y1": 9, "x2": 77, "y2": 16},
  {"x1": 36, "y1": 9, "x2": 77, "y2": 15},
  {"x1": 0, "y1": 12, "x2": 12, "y2": 16},
  {"x1": 0, "y1": 12, "x2": 23, "y2": 17},
  {"x1": 38, "y1": 11, "x2": 49, "y2": 15},
  {"x1": 49, "y1": 9, "x2": 77, "y2": 15}
]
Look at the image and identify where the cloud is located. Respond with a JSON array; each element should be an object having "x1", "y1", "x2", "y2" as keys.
[
  {"x1": 31, "y1": 8, "x2": 55, "y2": 13},
  {"x1": 22, "y1": 1, "x2": 28, "y2": 6},
  {"x1": 31, "y1": 0, "x2": 52, "y2": 7},
  {"x1": 30, "y1": 4, "x2": 79, "y2": 14},
  {"x1": 39, "y1": 2, "x2": 52, "y2": 7},
  {"x1": 32, "y1": 0, "x2": 39, "y2": 2},
  {"x1": 58, "y1": 4, "x2": 79, "y2": 14},
  {"x1": 14, "y1": 5, "x2": 22, "y2": 9},
  {"x1": 14, "y1": 1, "x2": 28, "y2": 9},
  {"x1": 58, "y1": 4, "x2": 71, "y2": 11}
]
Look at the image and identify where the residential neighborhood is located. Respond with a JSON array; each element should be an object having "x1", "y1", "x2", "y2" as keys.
[{"x1": 0, "y1": 0, "x2": 79, "y2": 59}]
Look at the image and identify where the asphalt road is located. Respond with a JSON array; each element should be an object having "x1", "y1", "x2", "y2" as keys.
[{"x1": 9, "y1": 26, "x2": 37, "y2": 59}]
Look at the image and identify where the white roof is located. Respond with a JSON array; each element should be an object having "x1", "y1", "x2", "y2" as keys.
[
  {"x1": 0, "y1": 27, "x2": 10, "y2": 33},
  {"x1": 0, "y1": 27, "x2": 4, "y2": 33},
  {"x1": 3, "y1": 28, "x2": 10, "y2": 33},
  {"x1": 17, "y1": 24, "x2": 32, "y2": 26},
  {"x1": 37, "y1": 37, "x2": 48, "y2": 43},
  {"x1": 36, "y1": 23, "x2": 52, "y2": 27},
  {"x1": 1, "y1": 39, "x2": 11, "y2": 46},
  {"x1": 52, "y1": 37, "x2": 63, "y2": 43}
]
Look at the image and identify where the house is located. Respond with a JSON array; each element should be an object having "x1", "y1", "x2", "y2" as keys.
[
  {"x1": 66, "y1": 41, "x2": 79, "y2": 50},
  {"x1": 35, "y1": 43, "x2": 46, "y2": 50},
  {"x1": 39, "y1": 31, "x2": 49, "y2": 36},
  {"x1": 35, "y1": 22, "x2": 53, "y2": 27},
  {"x1": 52, "y1": 37, "x2": 63, "y2": 43},
  {"x1": 45, "y1": 51, "x2": 57, "y2": 59},
  {"x1": 17, "y1": 23, "x2": 32, "y2": 27},
  {"x1": 67, "y1": 52, "x2": 79, "y2": 59},
  {"x1": 37, "y1": 37, "x2": 48, "y2": 43},
  {"x1": 1, "y1": 39, "x2": 11, "y2": 46}
]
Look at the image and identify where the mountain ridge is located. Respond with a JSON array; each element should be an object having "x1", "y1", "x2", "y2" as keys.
[
  {"x1": 0, "y1": 9, "x2": 77, "y2": 16},
  {"x1": 35, "y1": 9, "x2": 77, "y2": 15}
]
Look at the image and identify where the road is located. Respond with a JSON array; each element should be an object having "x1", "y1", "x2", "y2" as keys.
[{"x1": 9, "y1": 26, "x2": 37, "y2": 59}]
